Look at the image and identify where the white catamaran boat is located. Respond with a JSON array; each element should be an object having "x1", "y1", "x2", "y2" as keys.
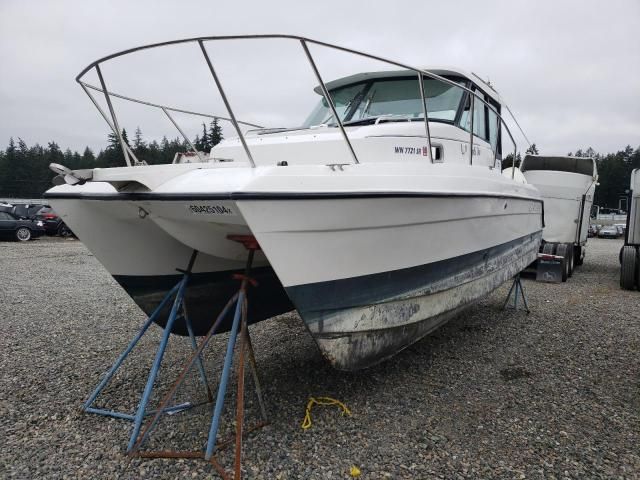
[{"x1": 46, "y1": 35, "x2": 543, "y2": 370}]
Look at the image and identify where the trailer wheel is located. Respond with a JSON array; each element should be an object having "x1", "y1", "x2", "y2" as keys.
[
  {"x1": 555, "y1": 243, "x2": 569, "y2": 282},
  {"x1": 566, "y1": 244, "x2": 575, "y2": 277},
  {"x1": 636, "y1": 249, "x2": 640, "y2": 291},
  {"x1": 620, "y1": 246, "x2": 638, "y2": 290},
  {"x1": 574, "y1": 245, "x2": 584, "y2": 266},
  {"x1": 542, "y1": 243, "x2": 556, "y2": 255}
]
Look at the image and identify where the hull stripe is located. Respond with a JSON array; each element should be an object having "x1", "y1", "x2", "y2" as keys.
[
  {"x1": 285, "y1": 232, "x2": 540, "y2": 317},
  {"x1": 44, "y1": 191, "x2": 544, "y2": 203}
]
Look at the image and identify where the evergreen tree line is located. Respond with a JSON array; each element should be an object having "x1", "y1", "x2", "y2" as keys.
[
  {"x1": 0, "y1": 120, "x2": 223, "y2": 199},
  {"x1": 0, "y1": 124, "x2": 637, "y2": 208}
]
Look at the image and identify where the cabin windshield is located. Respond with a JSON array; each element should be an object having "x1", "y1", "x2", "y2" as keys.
[{"x1": 303, "y1": 76, "x2": 467, "y2": 127}]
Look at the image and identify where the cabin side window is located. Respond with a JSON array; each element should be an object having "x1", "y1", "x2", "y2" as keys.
[
  {"x1": 457, "y1": 88, "x2": 490, "y2": 142},
  {"x1": 473, "y1": 95, "x2": 487, "y2": 141},
  {"x1": 421, "y1": 78, "x2": 466, "y2": 122},
  {"x1": 457, "y1": 95, "x2": 471, "y2": 133},
  {"x1": 487, "y1": 100, "x2": 501, "y2": 153}
]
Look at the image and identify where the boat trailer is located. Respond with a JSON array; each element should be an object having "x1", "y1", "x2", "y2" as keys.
[{"x1": 83, "y1": 236, "x2": 268, "y2": 479}]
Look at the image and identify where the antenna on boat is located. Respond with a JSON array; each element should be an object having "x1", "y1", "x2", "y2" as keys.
[
  {"x1": 471, "y1": 72, "x2": 498, "y2": 94},
  {"x1": 504, "y1": 104, "x2": 532, "y2": 149},
  {"x1": 471, "y1": 71, "x2": 531, "y2": 149}
]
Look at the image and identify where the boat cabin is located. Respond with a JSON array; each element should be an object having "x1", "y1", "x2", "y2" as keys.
[
  {"x1": 308, "y1": 69, "x2": 500, "y2": 141},
  {"x1": 212, "y1": 68, "x2": 506, "y2": 169}
]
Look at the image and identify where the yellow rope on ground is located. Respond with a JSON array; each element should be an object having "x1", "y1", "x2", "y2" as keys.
[{"x1": 301, "y1": 396, "x2": 352, "y2": 430}]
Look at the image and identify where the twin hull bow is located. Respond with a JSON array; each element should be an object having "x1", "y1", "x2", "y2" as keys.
[{"x1": 48, "y1": 163, "x2": 543, "y2": 370}]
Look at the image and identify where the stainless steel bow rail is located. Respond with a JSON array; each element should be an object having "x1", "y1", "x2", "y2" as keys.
[
  {"x1": 83, "y1": 238, "x2": 268, "y2": 479},
  {"x1": 77, "y1": 34, "x2": 523, "y2": 173}
]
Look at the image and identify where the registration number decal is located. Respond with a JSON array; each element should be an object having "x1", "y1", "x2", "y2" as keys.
[
  {"x1": 188, "y1": 204, "x2": 235, "y2": 216},
  {"x1": 394, "y1": 146, "x2": 429, "y2": 156}
]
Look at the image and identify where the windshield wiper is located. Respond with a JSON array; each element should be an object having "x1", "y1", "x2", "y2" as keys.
[{"x1": 342, "y1": 115, "x2": 424, "y2": 126}]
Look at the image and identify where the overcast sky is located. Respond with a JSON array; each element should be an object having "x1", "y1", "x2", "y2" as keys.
[{"x1": 1, "y1": 0, "x2": 638, "y2": 155}]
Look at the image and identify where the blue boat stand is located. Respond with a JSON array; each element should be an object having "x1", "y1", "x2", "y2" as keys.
[
  {"x1": 130, "y1": 244, "x2": 267, "y2": 475},
  {"x1": 502, "y1": 274, "x2": 530, "y2": 313},
  {"x1": 84, "y1": 237, "x2": 268, "y2": 477},
  {"x1": 82, "y1": 250, "x2": 214, "y2": 451}
]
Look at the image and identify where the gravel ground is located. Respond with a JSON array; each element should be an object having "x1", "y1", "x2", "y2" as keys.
[{"x1": 0, "y1": 237, "x2": 638, "y2": 479}]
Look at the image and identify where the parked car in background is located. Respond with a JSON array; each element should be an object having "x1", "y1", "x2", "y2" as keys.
[
  {"x1": 598, "y1": 225, "x2": 620, "y2": 239},
  {"x1": 13, "y1": 203, "x2": 47, "y2": 219},
  {"x1": 0, "y1": 211, "x2": 46, "y2": 241},
  {"x1": 0, "y1": 203, "x2": 73, "y2": 237},
  {"x1": 34, "y1": 206, "x2": 73, "y2": 236},
  {"x1": 614, "y1": 223, "x2": 627, "y2": 236},
  {"x1": 0, "y1": 203, "x2": 45, "y2": 218}
]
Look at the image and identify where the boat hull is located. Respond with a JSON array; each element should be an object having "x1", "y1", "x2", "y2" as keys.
[
  {"x1": 46, "y1": 194, "x2": 293, "y2": 336},
  {"x1": 237, "y1": 193, "x2": 543, "y2": 370},
  {"x1": 47, "y1": 164, "x2": 543, "y2": 369},
  {"x1": 286, "y1": 232, "x2": 540, "y2": 370}
]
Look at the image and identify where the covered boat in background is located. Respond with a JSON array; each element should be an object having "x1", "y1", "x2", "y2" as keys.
[
  {"x1": 521, "y1": 154, "x2": 597, "y2": 279},
  {"x1": 45, "y1": 35, "x2": 543, "y2": 370}
]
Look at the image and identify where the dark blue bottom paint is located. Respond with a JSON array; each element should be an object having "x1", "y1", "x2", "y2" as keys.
[
  {"x1": 114, "y1": 267, "x2": 293, "y2": 336},
  {"x1": 285, "y1": 233, "x2": 538, "y2": 325}
]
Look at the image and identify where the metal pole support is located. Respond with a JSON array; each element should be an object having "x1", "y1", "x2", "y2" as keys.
[
  {"x1": 81, "y1": 251, "x2": 213, "y2": 451},
  {"x1": 82, "y1": 281, "x2": 181, "y2": 415},
  {"x1": 130, "y1": 291, "x2": 241, "y2": 453},
  {"x1": 125, "y1": 274, "x2": 188, "y2": 451},
  {"x1": 204, "y1": 288, "x2": 245, "y2": 460},
  {"x1": 125, "y1": 250, "x2": 199, "y2": 452},
  {"x1": 128, "y1": 240, "x2": 268, "y2": 477},
  {"x1": 204, "y1": 249, "x2": 255, "y2": 461},
  {"x1": 502, "y1": 274, "x2": 530, "y2": 313}
]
